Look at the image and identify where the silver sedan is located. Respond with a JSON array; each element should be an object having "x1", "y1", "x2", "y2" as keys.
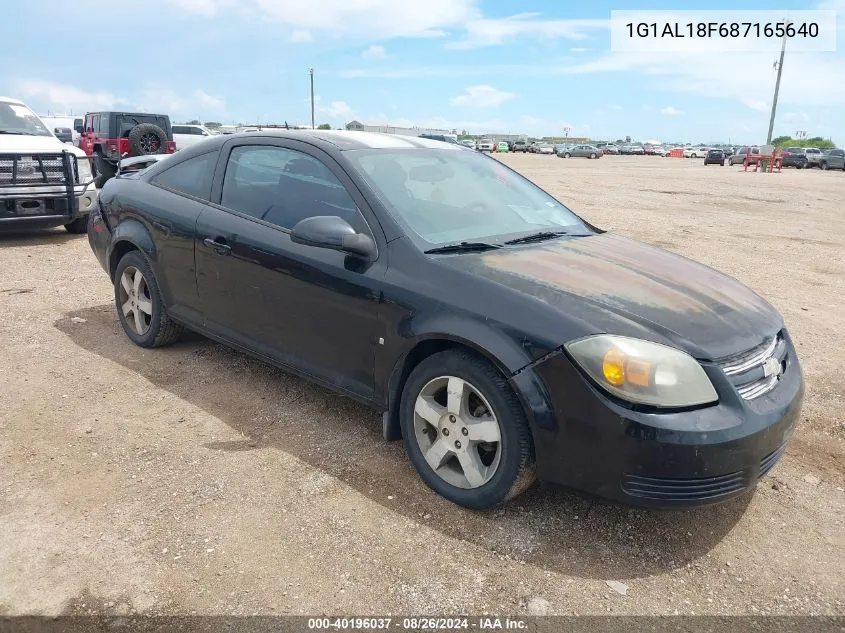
[{"x1": 558, "y1": 144, "x2": 602, "y2": 159}]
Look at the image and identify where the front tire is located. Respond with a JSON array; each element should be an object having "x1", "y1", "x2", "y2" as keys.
[
  {"x1": 821, "y1": 162, "x2": 829, "y2": 171},
  {"x1": 114, "y1": 251, "x2": 183, "y2": 348},
  {"x1": 93, "y1": 153, "x2": 115, "y2": 188},
  {"x1": 399, "y1": 350, "x2": 535, "y2": 509},
  {"x1": 64, "y1": 215, "x2": 89, "y2": 234},
  {"x1": 589, "y1": 153, "x2": 597, "y2": 159}
]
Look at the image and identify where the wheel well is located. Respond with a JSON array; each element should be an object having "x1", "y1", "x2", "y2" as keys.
[
  {"x1": 109, "y1": 240, "x2": 139, "y2": 281},
  {"x1": 384, "y1": 338, "x2": 512, "y2": 441}
]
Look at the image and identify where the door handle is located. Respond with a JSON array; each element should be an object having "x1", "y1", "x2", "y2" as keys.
[{"x1": 203, "y1": 237, "x2": 232, "y2": 255}]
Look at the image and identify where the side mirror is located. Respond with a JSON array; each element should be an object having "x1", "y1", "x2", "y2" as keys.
[
  {"x1": 290, "y1": 216, "x2": 376, "y2": 260},
  {"x1": 75, "y1": 126, "x2": 84, "y2": 134}
]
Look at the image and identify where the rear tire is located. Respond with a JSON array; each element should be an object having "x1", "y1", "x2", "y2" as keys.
[
  {"x1": 400, "y1": 350, "x2": 536, "y2": 509},
  {"x1": 114, "y1": 251, "x2": 183, "y2": 348},
  {"x1": 128, "y1": 123, "x2": 168, "y2": 156},
  {"x1": 93, "y1": 153, "x2": 115, "y2": 188},
  {"x1": 564, "y1": 152, "x2": 571, "y2": 158},
  {"x1": 64, "y1": 215, "x2": 89, "y2": 234}
]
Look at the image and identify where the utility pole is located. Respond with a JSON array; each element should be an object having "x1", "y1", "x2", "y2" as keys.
[
  {"x1": 766, "y1": 21, "x2": 791, "y2": 144},
  {"x1": 309, "y1": 68, "x2": 315, "y2": 129}
]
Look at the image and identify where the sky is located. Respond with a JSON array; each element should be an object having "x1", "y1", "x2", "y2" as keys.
[{"x1": 1, "y1": 0, "x2": 842, "y2": 143}]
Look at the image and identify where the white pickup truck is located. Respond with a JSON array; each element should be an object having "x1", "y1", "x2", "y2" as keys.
[
  {"x1": 171, "y1": 123, "x2": 215, "y2": 150},
  {"x1": 0, "y1": 96, "x2": 96, "y2": 233}
]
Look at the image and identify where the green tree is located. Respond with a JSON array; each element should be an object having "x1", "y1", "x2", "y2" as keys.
[
  {"x1": 187, "y1": 119, "x2": 201, "y2": 125},
  {"x1": 317, "y1": 123, "x2": 332, "y2": 130},
  {"x1": 771, "y1": 135, "x2": 835, "y2": 148},
  {"x1": 204, "y1": 121, "x2": 222, "y2": 129}
]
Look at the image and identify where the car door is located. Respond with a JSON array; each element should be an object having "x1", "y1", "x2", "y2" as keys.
[
  {"x1": 194, "y1": 138, "x2": 385, "y2": 400},
  {"x1": 143, "y1": 149, "x2": 219, "y2": 324},
  {"x1": 829, "y1": 149, "x2": 845, "y2": 169}
]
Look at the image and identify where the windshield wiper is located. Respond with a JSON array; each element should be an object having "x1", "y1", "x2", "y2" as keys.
[
  {"x1": 424, "y1": 241, "x2": 502, "y2": 254},
  {"x1": 0, "y1": 130, "x2": 38, "y2": 135},
  {"x1": 504, "y1": 230, "x2": 569, "y2": 245}
]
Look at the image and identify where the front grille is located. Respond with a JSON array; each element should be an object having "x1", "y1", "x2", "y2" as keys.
[
  {"x1": 716, "y1": 332, "x2": 787, "y2": 401},
  {"x1": 0, "y1": 153, "x2": 74, "y2": 186},
  {"x1": 759, "y1": 444, "x2": 786, "y2": 477},
  {"x1": 622, "y1": 471, "x2": 746, "y2": 502}
]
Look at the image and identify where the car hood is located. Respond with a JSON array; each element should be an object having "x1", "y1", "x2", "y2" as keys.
[
  {"x1": 441, "y1": 233, "x2": 783, "y2": 360},
  {"x1": 0, "y1": 134, "x2": 86, "y2": 157}
]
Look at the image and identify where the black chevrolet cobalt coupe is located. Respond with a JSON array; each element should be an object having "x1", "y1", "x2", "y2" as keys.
[{"x1": 88, "y1": 130, "x2": 803, "y2": 510}]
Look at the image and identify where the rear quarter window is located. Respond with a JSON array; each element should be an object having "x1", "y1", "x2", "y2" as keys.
[{"x1": 151, "y1": 152, "x2": 216, "y2": 200}]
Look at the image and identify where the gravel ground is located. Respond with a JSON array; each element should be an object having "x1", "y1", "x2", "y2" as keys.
[{"x1": 0, "y1": 155, "x2": 842, "y2": 618}]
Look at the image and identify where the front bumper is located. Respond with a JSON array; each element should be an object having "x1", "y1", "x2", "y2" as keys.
[
  {"x1": 0, "y1": 184, "x2": 97, "y2": 231},
  {"x1": 516, "y1": 331, "x2": 804, "y2": 508},
  {"x1": 0, "y1": 150, "x2": 96, "y2": 231}
]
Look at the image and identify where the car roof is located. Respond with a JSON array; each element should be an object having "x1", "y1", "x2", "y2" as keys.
[
  {"x1": 0, "y1": 96, "x2": 26, "y2": 105},
  {"x1": 153, "y1": 130, "x2": 468, "y2": 159},
  {"x1": 85, "y1": 111, "x2": 170, "y2": 117}
]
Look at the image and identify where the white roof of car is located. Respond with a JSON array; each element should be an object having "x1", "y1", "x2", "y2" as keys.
[
  {"x1": 0, "y1": 96, "x2": 26, "y2": 105},
  {"x1": 307, "y1": 130, "x2": 463, "y2": 150}
]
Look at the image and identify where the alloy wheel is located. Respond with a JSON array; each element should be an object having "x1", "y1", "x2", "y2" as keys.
[
  {"x1": 119, "y1": 266, "x2": 153, "y2": 335},
  {"x1": 139, "y1": 133, "x2": 160, "y2": 153},
  {"x1": 413, "y1": 375, "x2": 502, "y2": 489}
]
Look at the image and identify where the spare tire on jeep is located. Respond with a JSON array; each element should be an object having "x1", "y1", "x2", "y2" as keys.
[{"x1": 128, "y1": 123, "x2": 168, "y2": 156}]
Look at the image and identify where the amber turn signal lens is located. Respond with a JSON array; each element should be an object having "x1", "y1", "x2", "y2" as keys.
[
  {"x1": 602, "y1": 348, "x2": 626, "y2": 386},
  {"x1": 626, "y1": 359, "x2": 652, "y2": 387}
]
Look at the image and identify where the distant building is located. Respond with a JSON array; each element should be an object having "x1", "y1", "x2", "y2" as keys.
[
  {"x1": 479, "y1": 133, "x2": 526, "y2": 142},
  {"x1": 346, "y1": 120, "x2": 454, "y2": 137},
  {"x1": 542, "y1": 136, "x2": 592, "y2": 144}
]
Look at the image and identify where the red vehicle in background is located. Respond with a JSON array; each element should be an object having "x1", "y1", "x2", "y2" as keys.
[{"x1": 77, "y1": 111, "x2": 175, "y2": 187}]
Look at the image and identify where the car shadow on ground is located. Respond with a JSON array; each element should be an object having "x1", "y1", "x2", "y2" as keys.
[
  {"x1": 56, "y1": 304, "x2": 752, "y2": 580},
  {"x1": 0, "y1": 228, "x2": 80, "y2": 247}
]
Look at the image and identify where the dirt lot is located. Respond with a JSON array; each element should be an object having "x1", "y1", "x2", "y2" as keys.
[{"x1": 1, "y1": 155, "x2": 842, "y2": 618}]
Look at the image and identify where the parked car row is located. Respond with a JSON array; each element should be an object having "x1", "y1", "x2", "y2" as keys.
[
  {"x1": 455, "y1": 137, "x2": 844, "y2": 171},
  {"x1": 780, "y1": 147, "x2": 844, "y2": 170}
]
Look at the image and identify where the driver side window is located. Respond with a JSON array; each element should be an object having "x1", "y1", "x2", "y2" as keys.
[{"x1": 220, "y1": 145, "x2": 368, "y2": 234}]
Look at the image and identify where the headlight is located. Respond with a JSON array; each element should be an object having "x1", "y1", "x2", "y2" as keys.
[
  {"x1": 565, "y1": 335, "x2": 718, "y2": 408},
  {"x1": 76, "y1": 157, "x2": 94, "y2": 184}
]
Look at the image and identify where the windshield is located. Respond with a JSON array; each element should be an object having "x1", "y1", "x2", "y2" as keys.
[
  {"x1": 118, "y1": 115, "x2": 170, "y2": 137},
  {"x1": 0, "y1": 101, "x2": 53, "y2": 136},
  {"x1": 346, "y1": 148, "x2": 591, "y2": 248}
]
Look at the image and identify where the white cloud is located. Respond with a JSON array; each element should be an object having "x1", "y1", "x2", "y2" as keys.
[
  {"x1": 742, "y1": 98, "x2": 769, "y2": 112},
  {"x1": 569, "y1": 47, "x2": 588, "y2": 53},
  {"x1": 783, "y1": 112, "x2": 811, "y2": 122},
  {"x1": 136, "y1": 87, "x2": 228, "y2": 120},
  {"x1": 660, "y1": 106, "x2": 682, "y2": 116},
  {"x1": 608, "y1": 104, "x2": 623, "y2": 111},
  {"x1": 314, "y1": 97, "x2": 353, "y2": 119},
  {"x1": 16, "y1": 80, "x2": 128, "y2": 112},
  {"x1": 171, "y1": 0, "x2": 238, "y2": 15},
  {"x1": 553, "y1": 49, "x2": 845, "y2": 107},
  {"x1": 448, "y1": 13, "x2": 607, "y2": 49},
  {"x1": 290, "y1": 29, "x2": 313, "y2": 43},
  {"x1": 361, "y1": 45, "x2": 387, "y2": 60},
  {"x1": 170, "y1": 0, "x2": 479, "y2": 38},
  {"x1": 449, "y1": 85, "x2": 515, "y2": 108}
]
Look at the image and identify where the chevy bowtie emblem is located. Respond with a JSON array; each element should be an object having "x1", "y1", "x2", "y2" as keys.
[{"x1": 762, "y1": 357, "x2": 782, "y2": 378}]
